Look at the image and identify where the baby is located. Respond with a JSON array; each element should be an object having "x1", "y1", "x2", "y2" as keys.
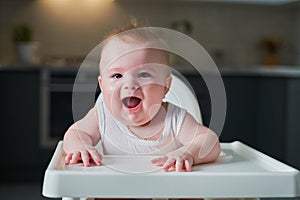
[{"x1": 63, "y1": 25, "x2": 220, "y2": 172}]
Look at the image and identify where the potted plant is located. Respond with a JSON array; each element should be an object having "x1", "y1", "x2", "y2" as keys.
[
  {"x1": 260, "y1": 36, "x2": 282, "y2": 67},
  {"x1": 12, "y1": 24, "x2": 39, "y2": 65},
  {"x1": 171, "y1": 19, "x2": 193, "y2": 35}
]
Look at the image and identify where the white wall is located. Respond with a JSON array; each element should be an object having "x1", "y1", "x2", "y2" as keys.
[{"x1": 0, "y1": 0, "x2": 299, "y2": 67}]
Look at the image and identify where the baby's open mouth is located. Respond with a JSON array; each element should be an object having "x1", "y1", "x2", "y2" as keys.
[{"x1": 122, "y1": 97, "x2": 142, "y2": 109}]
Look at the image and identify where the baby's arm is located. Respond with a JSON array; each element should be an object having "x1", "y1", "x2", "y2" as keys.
[
  {"x1": 63, "y1": 106, "x2": 102, "y2": 167},
  {"x1": 152, "y1": 113, "x2": 220, "y2": 172}
]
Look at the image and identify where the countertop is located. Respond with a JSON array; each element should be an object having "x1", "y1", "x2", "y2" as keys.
[
  {"x1": 1, "y1": 64, "x2": 300, "y2": 78},
  {"x1": 220, "y1": 66, "x2": 300, "y2": 77}
]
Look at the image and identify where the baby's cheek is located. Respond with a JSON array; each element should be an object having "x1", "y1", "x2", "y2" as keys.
[{"x1": 102, "y1": 92, "x2": 115, "y2": 110}]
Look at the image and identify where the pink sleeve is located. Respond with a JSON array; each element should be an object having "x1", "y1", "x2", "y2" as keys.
[{"x1": 63, "y1": 106, "x2": 101, "y2": 153}]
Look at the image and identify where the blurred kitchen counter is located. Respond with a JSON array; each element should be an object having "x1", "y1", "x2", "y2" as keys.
[
  {"x1": 220, "y1": 66, "x2": 300, "y2": 77},
  {"x1": 2, "y1": 64, "x2": 300, "y2": 76},
  {"x1": 173, "y1": 65, "x2": 300, "y2": 77}
]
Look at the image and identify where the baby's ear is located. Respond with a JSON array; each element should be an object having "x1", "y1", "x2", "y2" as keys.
[
  {"x1": 98, "y1": 76, "x2": 103, "y2": 91},
  {"x1": 164, "y1": 75, "x2": 172, "y2": 94}
]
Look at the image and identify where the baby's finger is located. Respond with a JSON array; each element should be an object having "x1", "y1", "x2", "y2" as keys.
[
  {"x1": 65, "y1": 153, "x2": 73, "y2": 164},
  {"x1": 89, "y1": 149, "x2": 102, "y2": 166},
  {"x1": 175, "y1": 159, "x2": 184, "y2": 172},
  {"x1": 162, "y1": 158, "x2": 176, "y2": 172},
  {"x1": 80, "y1": 150, "x2": 90, "y2": 167},
  {"x1": 151, "y1": 156, "x2": 168, "y2": 166},
  {"x1": 184, "y1": 159, "x2": 193, "y2": 172},
  {"x1": 70, "y1": 152, "x2": 81, "y2": 164}
]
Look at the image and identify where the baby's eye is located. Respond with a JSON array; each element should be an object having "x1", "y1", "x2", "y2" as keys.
[
  {"x1": 112, "y1": 73, "x2": 123, "y2": 79},
  {"x1": 138, "y1": 72, "x2": 151, "y2": 78}
]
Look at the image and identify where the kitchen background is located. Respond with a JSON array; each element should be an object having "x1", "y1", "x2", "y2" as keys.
[
  {"x1": 1, "y1": 0, "x2": 300, "y2": 199},
  {"x1": 0, "y1": 0, "x2": 300, "y2": 66}
]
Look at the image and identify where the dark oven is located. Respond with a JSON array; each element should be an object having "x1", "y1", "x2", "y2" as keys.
[{"x1": 40, "y1": 68, "x2": 99, "y2": 149}]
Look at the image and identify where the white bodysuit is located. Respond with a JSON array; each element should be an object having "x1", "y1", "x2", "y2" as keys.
[{"x1": 95, "y1": 96, "x2": 186, "y2": 155}]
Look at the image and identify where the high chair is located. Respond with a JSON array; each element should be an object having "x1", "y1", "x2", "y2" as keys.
[{"x1": 42, "y1": 74, "x2": 300, "y2": 200}]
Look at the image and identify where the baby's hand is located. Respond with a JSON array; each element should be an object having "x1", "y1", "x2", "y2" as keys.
[
  {"x1": 64, "y1": 145, "x2": 102, "y2": 167},
  {"x1": 151, "y1": 148, "x2": 194, "y2": 172}
]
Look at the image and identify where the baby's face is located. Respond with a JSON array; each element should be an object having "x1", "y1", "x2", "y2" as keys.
[{"x1": 99, "y1": 40, "x2": 171, "y2": 127}]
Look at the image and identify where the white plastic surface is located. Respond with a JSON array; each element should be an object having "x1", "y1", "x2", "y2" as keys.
[
  {"x1": 164, "y1": 74, "x2": 202, "y2": 124},
  {"x1": 42, "y1": 141, "x2": 300, "y2": 199}
]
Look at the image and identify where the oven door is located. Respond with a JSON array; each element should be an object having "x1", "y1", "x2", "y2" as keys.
[
  {"x1": 40, "y1": 69, "x2": 76, "y2": 148},
  {"x1": 40, "y1": 68, "x2": 99, "y2": 149}
]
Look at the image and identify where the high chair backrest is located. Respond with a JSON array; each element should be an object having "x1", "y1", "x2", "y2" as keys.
[{"x1": 165, "y1": 74, "x2": 202, "y2": 124}]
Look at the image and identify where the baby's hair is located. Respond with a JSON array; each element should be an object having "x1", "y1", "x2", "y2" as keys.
[
  {"x1": 103, "y1": 18, "x2": 148, "y2": 40},
  {"x1": 102, "y1": 19, "x2": 164, "y2": 48},
  {"x1": 100, "y1": 19, "x2": 171, "y2": 76}
]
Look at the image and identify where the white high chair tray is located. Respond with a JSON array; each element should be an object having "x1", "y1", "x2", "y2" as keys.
[{"x1": 42, "y1": 141, "x2": 300, "y2": 199}]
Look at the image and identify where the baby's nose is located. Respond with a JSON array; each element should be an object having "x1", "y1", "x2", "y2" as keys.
[{"x1": 123, "y1": 78, "x2": 139, "y2": 90}]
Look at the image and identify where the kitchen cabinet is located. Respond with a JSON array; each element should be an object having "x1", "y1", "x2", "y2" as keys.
[
  {"x1": 255, "y1": 78, "x2": 286, "y2": 161},
  {"x1": 185, "y1": 75, "x2": 261, "y2": 147},
  {"x1": 0, "y1": 69, "x2": 45, "y2": 182},
  {"x1": 184, "y1": 73, "x2": 300, "y2": 169},
  {"x1": 221, "y1": 76, "x2": 258, "y2": 147},
  {"x1": 285, "y1": 78, "x2": 300, "y2": 169}
]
